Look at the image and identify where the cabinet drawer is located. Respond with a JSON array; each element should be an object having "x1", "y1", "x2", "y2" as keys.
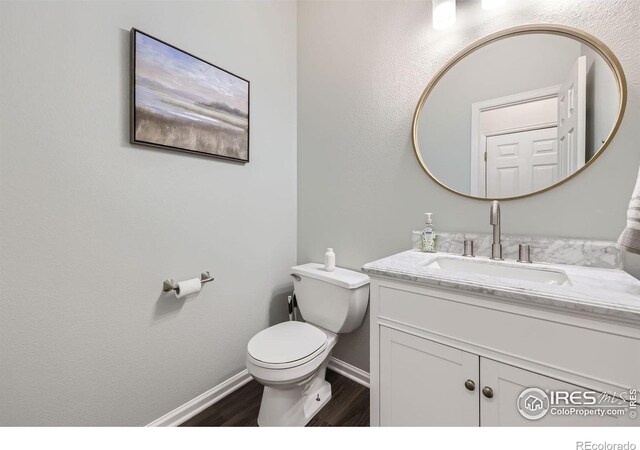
[{"x1": 378, "y1": 283, "x2": 640, "y2": 391}]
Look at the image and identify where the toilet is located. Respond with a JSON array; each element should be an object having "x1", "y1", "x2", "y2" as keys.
[{"x1": 246, "y1": 263, "x2": 370, "y2": 426}]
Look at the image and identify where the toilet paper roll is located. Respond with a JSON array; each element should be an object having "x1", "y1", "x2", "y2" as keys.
[{"x1": 175, "y1": 278, "x2": 202, "y2": 298}]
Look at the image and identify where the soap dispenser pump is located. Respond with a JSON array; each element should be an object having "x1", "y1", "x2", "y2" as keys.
[{"x1": 420, "y1": 213, "x2": 437, "y2": 253}]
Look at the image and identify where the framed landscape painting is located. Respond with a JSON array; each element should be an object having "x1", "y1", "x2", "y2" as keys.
[{"x1": 130, "y1": 28, "x2": 250, "y2": 162}]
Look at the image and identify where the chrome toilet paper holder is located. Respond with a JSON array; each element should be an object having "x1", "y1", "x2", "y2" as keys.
[{"x1": 163, "y1": 271, "x2": 215, "y2": 293}]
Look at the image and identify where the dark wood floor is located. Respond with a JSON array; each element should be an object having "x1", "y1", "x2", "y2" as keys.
[{"x1": 181, "y1": 369, "x2": 369, "y2": 427}]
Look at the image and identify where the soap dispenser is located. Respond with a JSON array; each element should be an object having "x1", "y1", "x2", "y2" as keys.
[{"x1": 420, "y1": 213, "x2": 437, "y2": 253}]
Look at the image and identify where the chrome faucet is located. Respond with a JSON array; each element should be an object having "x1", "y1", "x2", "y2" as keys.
[{"x1": 490, "y1": 200, "x2": 503, "y2": 260}]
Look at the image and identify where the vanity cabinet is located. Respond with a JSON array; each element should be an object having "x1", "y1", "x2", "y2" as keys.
[{"x1": 370, "y1": 277, "x2": 640, "y2": 427}]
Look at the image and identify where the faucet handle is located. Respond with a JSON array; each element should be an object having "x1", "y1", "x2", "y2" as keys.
[
  {"x1": 517, "y1": 244, "x2": 532, "y2": 263},
  {"x1": 463, "y1": 240, "x2": 475, "y2": 257}
]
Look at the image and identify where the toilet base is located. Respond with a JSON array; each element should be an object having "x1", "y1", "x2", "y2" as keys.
[{"x1": 257, "y1": 371, "x2": 332, "y2": 427}]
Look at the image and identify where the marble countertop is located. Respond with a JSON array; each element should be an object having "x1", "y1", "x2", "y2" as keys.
[{"x1": 362, "y1": 250, "x2": 640, "y2": 325}]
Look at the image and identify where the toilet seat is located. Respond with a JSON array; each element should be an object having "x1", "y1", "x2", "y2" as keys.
[{"x1": 247, "y1": 322, "x2": 328, "y2": 369}]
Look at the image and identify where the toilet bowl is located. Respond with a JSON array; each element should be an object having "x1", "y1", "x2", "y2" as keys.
[
  {"x1": 246, "y1": 321, "x2": 338, "y2": 426},
  {"x1": 246, "y1": 263, "x2": 370, "y2": 427}
]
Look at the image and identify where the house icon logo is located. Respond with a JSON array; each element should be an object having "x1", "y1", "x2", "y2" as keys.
[
  {"x1": 525, "y1": 395, "x2": 544, "y2": 411},
  {"x1": 517, "y1": 388, "x2": 550, "y2": 420}
]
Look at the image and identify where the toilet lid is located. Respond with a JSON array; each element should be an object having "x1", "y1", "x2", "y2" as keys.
[{"x1": 247, "y1": 322, "x2": 327, "y2": 364}]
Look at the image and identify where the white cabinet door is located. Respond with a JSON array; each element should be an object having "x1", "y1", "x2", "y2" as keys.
[
  {"x1": 480, "y1": 359, "x2": 636, "y2": 426},
  {"x1": 557, "y1": 55, "x2": 587, "y2": 178},
  {"x1": 379, "y1": 327, "x2": 479, "y2": 426}
]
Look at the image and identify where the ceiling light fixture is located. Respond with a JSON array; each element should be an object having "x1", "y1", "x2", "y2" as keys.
[{"x1": 432, "y1": 0, "x2": 456, "y2": 30}]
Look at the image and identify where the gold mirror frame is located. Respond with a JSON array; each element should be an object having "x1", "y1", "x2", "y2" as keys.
[{"x1": 412, "y1": 24, "x2": 627, "y2": 201}]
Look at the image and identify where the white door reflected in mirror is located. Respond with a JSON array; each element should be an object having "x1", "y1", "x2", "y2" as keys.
[{"x1": 486, "y1": 127, "x2": 558, "y2": 198}]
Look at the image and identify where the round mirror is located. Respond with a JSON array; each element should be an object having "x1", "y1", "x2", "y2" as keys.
[{"x1": 413, "y1": 25, "x2": 626, "y2": 200}]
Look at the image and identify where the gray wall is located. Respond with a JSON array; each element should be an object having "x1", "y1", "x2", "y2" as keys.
[
  {"x1": 0, "y1": 1, "x2": 297, "y2": 425},
  {"x1": 420, "y1": 34, "x2": 581, "y2": 193},
  {"x1": 583, "y1": 43, "x2": 620, "y2": 160},
  {"x1": 298, "y1": 0, "x2": 640, "y2": 372}
]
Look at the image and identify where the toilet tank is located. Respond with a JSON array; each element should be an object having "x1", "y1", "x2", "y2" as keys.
[{"x1": 291, "y1": 263, "x2": 370, "y2": 333}]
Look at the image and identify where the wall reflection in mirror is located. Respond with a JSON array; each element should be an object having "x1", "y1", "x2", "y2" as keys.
[{"x1": 414, "y1": 28, "x2": 625, "y2": 200}]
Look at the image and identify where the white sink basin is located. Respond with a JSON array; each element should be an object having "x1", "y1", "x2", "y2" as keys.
[{"x1": 422, "y1": 256, "x2": 571, "y2": 286}]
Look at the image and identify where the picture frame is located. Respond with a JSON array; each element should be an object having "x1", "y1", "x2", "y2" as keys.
[{"x1": 130, "y1": 28, "x2": 250, "y2": 162}]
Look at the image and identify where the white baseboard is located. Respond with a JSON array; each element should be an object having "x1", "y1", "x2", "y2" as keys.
[
  {"x1": 147, "y1": 357, "x2": 370, "y2": 426},
  {"x1": 328, "y1": 357, "x2": 370, "y2": 388},
  {"x1": 146, "y1": 369, "x2": 252, "y2": 427}
]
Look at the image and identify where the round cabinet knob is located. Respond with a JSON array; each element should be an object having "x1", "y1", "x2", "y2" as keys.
[
  {"x1": 482, "y1": 387, "x2": 494, "y2": 399},
  {"x1": 464, "y1": 379, "x2": 476, "y2": 391}
]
